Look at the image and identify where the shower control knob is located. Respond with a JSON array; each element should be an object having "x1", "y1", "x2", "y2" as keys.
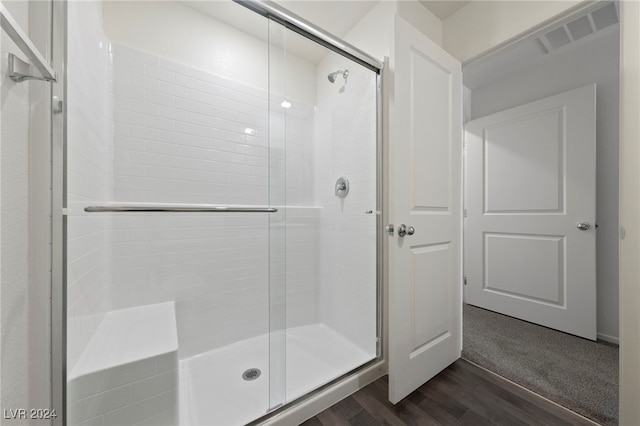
[
  {"x1": 335, "y1": 176, "x2": 349, "y2": 198},
  {"x1": 397, "y1": 224, "x2": 415, "y2": 237}
]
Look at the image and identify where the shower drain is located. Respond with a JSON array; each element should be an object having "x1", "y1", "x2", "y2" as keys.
[{"x1": 242, "y1": 368, "x2": 261, "y2": 381}]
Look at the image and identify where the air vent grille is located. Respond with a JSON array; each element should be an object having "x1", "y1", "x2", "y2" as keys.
[
  {"x1": 546, "y1": 27, "x2": 571, "y2": 50},
  {"x1": 566, "y1": 15, "x2": 593, "y2": 41},
  {"x1": 538, "y1": 2, "x2": 618, "y2": 53},
  {"x1": 592, "y1": 3, "x2": 619, "y2": 30}
]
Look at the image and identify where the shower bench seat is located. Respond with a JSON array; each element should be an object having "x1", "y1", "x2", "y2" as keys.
[{"x1": 67, "y1": 302, "x2": 179, "y2": 426}]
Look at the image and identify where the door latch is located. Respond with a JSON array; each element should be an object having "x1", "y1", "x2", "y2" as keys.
[{"x1": 385, "y1": 224, "x2": 394, "y2": 236}]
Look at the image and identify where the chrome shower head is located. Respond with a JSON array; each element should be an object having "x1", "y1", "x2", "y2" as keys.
[{"x1": 327, "y1": 69, "x2": 349, "y2": 83}]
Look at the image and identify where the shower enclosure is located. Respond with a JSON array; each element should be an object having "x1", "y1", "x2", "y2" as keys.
[{"x1": 64, "y1": 1, "x2": 381, "y2": 425}]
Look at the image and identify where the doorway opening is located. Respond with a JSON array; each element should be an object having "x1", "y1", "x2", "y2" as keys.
[{"x1": 461, "y1": 2, "x2": 620, "y2": 424}]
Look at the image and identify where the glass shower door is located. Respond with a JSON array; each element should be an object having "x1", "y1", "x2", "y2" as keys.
[
  {"x1": 65, "y1": 2, "x2": 286, "y2": 425},
  {"x1": 265, "y1": 13, "x2": 380, "y2": 406},
  {"x1": 64, "y1": 1, "x2": 378, "y2": 424}
]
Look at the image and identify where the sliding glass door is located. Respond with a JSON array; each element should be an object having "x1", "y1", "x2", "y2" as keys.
[{"x1": 63, "y1": 2, "x2": 379, "y2": 425}]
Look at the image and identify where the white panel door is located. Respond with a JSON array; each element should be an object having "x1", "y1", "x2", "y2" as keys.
[
  {"x1": 464, "y1": 84, "x2": 596, "y2": 340},
  {"x1": 388, "y1": 15, "x2": 462, "y2": 404}
]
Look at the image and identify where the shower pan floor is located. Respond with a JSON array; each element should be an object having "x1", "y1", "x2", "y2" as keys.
[{"x1": 179, "y1": 323, "x2": 375, "y2": 426}]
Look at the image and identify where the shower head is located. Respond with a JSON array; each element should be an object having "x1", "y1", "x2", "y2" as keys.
[{"x1": 327, "y1": 69, "x2": 349, "y2": 83}]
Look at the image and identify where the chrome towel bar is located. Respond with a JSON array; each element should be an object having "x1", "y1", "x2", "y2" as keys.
[{"x1": 84, "y1": 205, "x2": 278, "y2": 213}]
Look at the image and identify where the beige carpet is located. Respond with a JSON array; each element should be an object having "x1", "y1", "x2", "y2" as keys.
[{"x1": 462, "y1": 304, "x2": 618, "y2": 425}]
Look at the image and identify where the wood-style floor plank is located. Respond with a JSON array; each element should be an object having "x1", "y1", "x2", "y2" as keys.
[
  {"x1": 429, "y1": 371, "x2": 530, "y2": 426},
  {"x1": 333, "y1": 396, "x2": 365, "y2": 420},
  {"x1": 439, "y1": 367, "x2": 547, "y2": 425},
  {"x1": 452, "y1": 360, "x2": 595, "y2": 426},
  {"x1": 304, "y1": 359, "x2": 596, "y2": 426}
]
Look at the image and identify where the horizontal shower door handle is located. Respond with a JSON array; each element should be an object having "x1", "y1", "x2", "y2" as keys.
[{"x1": 84, "y1": 204, "x2": 278, "y2": 213}]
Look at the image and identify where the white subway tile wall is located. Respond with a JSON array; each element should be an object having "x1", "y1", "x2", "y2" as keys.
[
  {"x1": 67, "y1": 17, "x2": 377, "y2": 425},
  {"x1": 108, "y1": 45, "x2": 320, "y2": 357},
  {"x1": 67, "y1": 352, "x2": 178, "y2": 426},
  {"x1": 67, "y1": 302, "x2": 179, "y2": 426},
  {"x1": 66, "y1": 1, "x2": 113, "y2": 373}
]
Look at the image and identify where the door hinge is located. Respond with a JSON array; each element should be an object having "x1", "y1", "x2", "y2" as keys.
[
  {"x1": 464, "y1": 276, "x2": 468, "y2": 285},
  {"x1": 464, "y1": 209, "x2": 467, "y2": 218}
]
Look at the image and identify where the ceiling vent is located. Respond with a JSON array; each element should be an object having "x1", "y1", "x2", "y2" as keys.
[{"x1": 538, "y1": 2, "x2": 618, "y2": 53}]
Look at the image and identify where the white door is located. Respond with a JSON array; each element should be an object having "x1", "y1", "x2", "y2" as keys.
[
  {"x1": 388, "y1": 15, "x2": 463, "y2": 404},
  {"x1": 464, "y1": 84, "x2": 597, "y2": 340}
]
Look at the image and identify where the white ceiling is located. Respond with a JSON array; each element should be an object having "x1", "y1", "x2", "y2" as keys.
[{"x1": 419, "y1": 0, "x2": 471, "y2": 20}]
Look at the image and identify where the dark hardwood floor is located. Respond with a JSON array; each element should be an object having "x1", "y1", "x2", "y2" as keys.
[{"x1": 302, "y1": 359, "x2": 596, "y2": 426}]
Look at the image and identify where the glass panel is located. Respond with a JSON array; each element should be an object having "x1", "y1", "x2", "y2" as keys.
[
  {"x1": 65, "y1": 1, "x2": 378, "y2": 425},
  {"x1": 267, "y1": 22, "x2": 379, "y2": 404},
  {"x1": 267, "y1": 19, "x2": 288, "y2": 412},
  {"x1": 306, "y1": 48, "x2": 379, "y2": 387},
  {"x1": 65, "y1": 2, "x2": 276, "y2": 425}
]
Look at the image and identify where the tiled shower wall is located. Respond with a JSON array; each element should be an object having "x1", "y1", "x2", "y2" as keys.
[
  {"x1": 66, "y1": 1, "x2": 113, "y2": 372},
  {"x1": 108, "y1": 44, "x2": 319, "y2": 357},
  {"x1": 68, "y1": 16, "x2": 376, "y2": 365},
  {"x1": 314, "y1": 56, "x2": 378, "y2": 355}
]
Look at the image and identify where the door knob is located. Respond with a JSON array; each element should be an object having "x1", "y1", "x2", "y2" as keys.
[
  {"x1": 577, "y1": 222, "x2": 591, "y2": 231},
  {"x1": 398, "y1": 224, "x2": 415, "y2": 237}
]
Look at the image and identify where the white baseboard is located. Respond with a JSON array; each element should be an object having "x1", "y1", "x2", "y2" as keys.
[
  {"x1": 597, "y1": 332, "x2": 619, "y2": 345},
  {"x1": 259, "y1": 360, "x2": 387, "y2": 426}
]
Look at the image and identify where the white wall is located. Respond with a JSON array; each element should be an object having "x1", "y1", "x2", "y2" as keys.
[
  {"x1": 619, "y1": 0, "x2": 640, "y2": 423},
  {"x1": 340, "y1": 1, "x2": 395, "y2": 61},
  {"x1": 103, "y1": 1, "x2": 267, "y2": 93},
  {"x1": 0, "y1": 0, "x2": 52, "y2": 419},
  {"x1": 108, "y1": 43, "x2": 275, "y2": 357},
  {"x1": 396, "y1": 1, "x2": 442, "y2": 46},
  {"x1": 58, "y1": 0, "x2": 324, "y2": 362},
  {"x1": 1, "y1": 1, "x2": 31, "y2": 416},
  {"x1": 102, "y1": 1, "x2": 316, "y2": 106},
  {"x1": 443, "y1": 0, "x2": 582, "y2": 62},
  {"x1": 313, "y1": 50, "x2": 378, "y2": 354},
  {"x1": 67, "y1": 0, "x2": 381, "y2": 363},
  {"x1": 468, "y1": 29, "x2": 620, "y2": 341},
  {"x1": 101, "y1": 4, "x2": 321, "y2": 356},
  {"x1": 462, "y1": 86, "x2": 472, "y2": 123},
  {"x1": 444, "y1": 1, "x2": 583, "y2": 62}
]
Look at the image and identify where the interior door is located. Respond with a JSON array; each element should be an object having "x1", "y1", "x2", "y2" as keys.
[
  {"x1": 388, "y1": 15, "x2": 463, "y2": 404},
  {"x1": 464, "y1": 84, "x2": 597, "y2": 340}
]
